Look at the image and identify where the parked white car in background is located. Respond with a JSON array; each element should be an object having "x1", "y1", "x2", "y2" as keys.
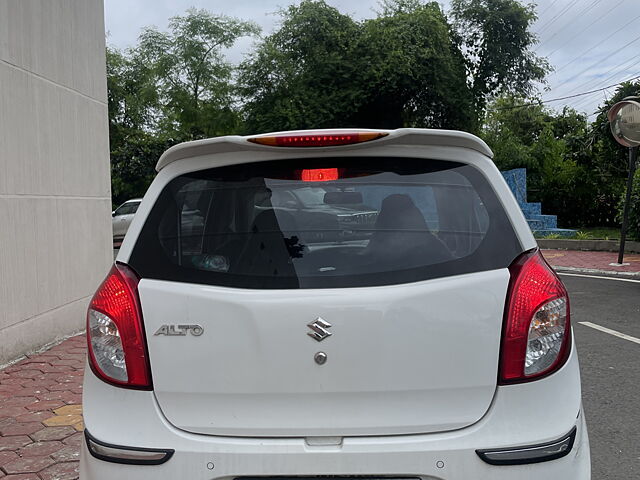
[
  {"x1": 82, "y1": 129, "x2": 590, "y2": 479},
  {"x1": 111, "y1": 198, "x2": 141, "y2": 240}
]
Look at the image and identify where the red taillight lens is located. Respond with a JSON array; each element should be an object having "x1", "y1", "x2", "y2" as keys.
[
  {"x1": 300, "y1": 168, "x2": 339, "y2": 182},
  {"x1": 500, "y1": 250, "x2": 571, "y2": 384},
  {"x1": 247, "y1": 131, "x2": 388, "y2": 147},
  {"x1": 87, "y1": 264, "x2": 152, "y2": 389}
]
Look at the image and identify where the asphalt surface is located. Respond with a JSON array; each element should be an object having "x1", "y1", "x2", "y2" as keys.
[{"x1": 560, "y1": 273, "x2": 640, "y2": 479}]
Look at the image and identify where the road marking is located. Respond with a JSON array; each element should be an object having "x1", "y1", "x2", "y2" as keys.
[
  {"x1": 578, "y1": 322, "x2": 640, "y2": 345},
  {"x1": 558, "y1": 272, "x2": 640, "y2": 284}
]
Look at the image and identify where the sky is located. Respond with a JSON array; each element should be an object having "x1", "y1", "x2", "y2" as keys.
[{"x1": 104, "y1": 0, "x2": 640, "y2": 121}]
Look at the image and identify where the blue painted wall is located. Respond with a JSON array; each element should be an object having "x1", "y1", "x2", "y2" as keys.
[{"x1": 501, "y1": 168, "x2": 575, "y2": 236}]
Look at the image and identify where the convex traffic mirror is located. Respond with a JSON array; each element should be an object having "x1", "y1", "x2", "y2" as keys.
[{"x1": 608, "y1": 98, "x2": 640, "y2": 148}]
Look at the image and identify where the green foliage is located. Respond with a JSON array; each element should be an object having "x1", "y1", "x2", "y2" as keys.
[
  {"x1": 542, "y1": 233, "x2": 561, "y2": 239},
  {"x1": 107, "y1": 2, "x2": 552, "y2": 204},
  {"x1": 239, "y1": 0, "x2": 541, "y2": 133},
  {"x1": 107, "y1": 9, "x2": 259, "y2": 204},
  {"x1": 575, "y1": 231, "x2": 591, "y2": 240},
  {"x1": 354, "y1": 1, "x2": 474, "y2": 129},
  {"x1": 482, "y1": 94, "x2": 628, "y2": 227},
  {"x1": 136, "y1": 8, "x2": 259, "y2": 140},
  {"x1": 238, "y1": 1, "x2": 362, "y2": 132},
  {"x1": 450, "y1": 0, "x2": 549, "y2": 117}
]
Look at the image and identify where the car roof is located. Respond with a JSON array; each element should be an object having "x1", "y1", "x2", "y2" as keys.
[{"x1": 155, "y1": 128, "x2": 493, "y2": 172}]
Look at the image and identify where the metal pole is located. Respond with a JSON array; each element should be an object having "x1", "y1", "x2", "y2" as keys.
[{"x1": 618, "y1": 146, "x2": 638, "y2": 264}]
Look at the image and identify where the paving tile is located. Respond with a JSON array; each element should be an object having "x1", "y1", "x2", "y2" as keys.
[
  {"x1": 542, "y1": 249, "x2": 640, "y2": 274},
  {"x1": 1, "y1": 337, "x2": 86, "y2": 478},
  {"x1": 21, "y1": 356, "x2": 60, "y2": 364},
  {"x1": 14, "y1": 411, "x2": 53, "y2": 423},
  {"x1": 18, "y1": 441, "x2": 65, "y2": 457},
  {"x1": 50, "y1": 444, "x2": 80, "y2": 462},
  {"x1": 0, "y1": 380, "x2": 26, "y2": 387},
  {"x1": 0, "y1": 450, "x2": 19, "y2": 465},
  {"x1": 52, "y1": 405, "x2": 82, "y2": 416},
  {"x1": 43, "y1": 415, "x2": 83, "y2": 428},
  {"x1": 21, "y1": 380, "x2": 56, "y2": 389},
  {"x1": 0, "y1": 422, "x2": 43, "y2": 436},
  {"x1": 7, "y1": 388, "x2": 48, "y2": 398},
  {"x1": 38, "y1": 461, "x2": 79, "y2": 480},
  {"x1": 50, "y1": 359, "x2": 83, "y2": 366},
  {"x1": 8, "y1": 371, "x2": 43, "y2": 380},
  {"x1": 0, "y1": 407, "x2": 28, "y2": 420},
  {"x1": 36, "y1": 392, "x2": 77, "y2": 403},
  {"x1": 3, "y1": 455, "x2": 55, "y2": 474},
  {"x1": 0, "y1": 418, "x2": 15, "y2": 428},
  {"x1": 0, "y1": 397, "x2": 38, "y2": 408},
  {"x1": 30, "y1": 426, "x2": 76, "y2": 442},
  {"x1": 0, "y1": 435, "x2": 32, "y2": 452},
  {"x1": 1, "y1": 474, "x2": 41, "y2": 480},
  {"x1": 62, "y1": 394, "x2": 82, "y2": 405},
  {"x1": 62, "y1": 433, "x2": 83, "y2": 447},
  {"x1": 24, "y1": 400, "x2": 64, "y2": 412}
]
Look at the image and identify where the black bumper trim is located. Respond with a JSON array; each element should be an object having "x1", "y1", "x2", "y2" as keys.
[
  {"x1": 84, "y1": 429, "x2": 174, "y2": 465},
  {"x1": 476, "y1": 426, "x2": 577, "y2": 465}
]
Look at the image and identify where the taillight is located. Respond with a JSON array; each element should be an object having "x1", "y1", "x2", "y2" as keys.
[
  {"x1": 300, "y1": 168, "x2": 339, "y2": 182},
  {"x1": 500, "y1": 250, "x2": 571, "y2": 383},
  {"x1": 86, "y1": 264, "x2": 152, "y2": 389},
  {"x1": 247, "y1": 131, "x2": 388, "y2": 147}
]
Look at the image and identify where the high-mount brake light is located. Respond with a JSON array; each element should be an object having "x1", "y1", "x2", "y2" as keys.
[
  {"x1": 247, "y1": 131, "x2": 388, "y2": 147},
  {"x1": 499, "y1": 250, "x2": 571, "y2": 383},
  {"x1": 86, "y1": 264, "x2": 152, "y2": 389},
  {"x1": 301, "y1": 168, "x2": 339, "y2": 182}
]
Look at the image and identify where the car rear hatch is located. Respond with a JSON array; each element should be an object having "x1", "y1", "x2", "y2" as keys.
[{"x1": 127, "y1": 139, "x2": 523, "y2": 437}]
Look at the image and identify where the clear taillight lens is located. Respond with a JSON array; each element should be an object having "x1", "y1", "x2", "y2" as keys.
[
  {"x1": 500, "y1": 250, "x2": 571, "y2": 383},
  {"x1": 86, "y1": 264, "x2": 152, "y2": 389},
  {"x1": 525, "y1": 297, "x2": 567, "y2": 376},
  {"x1": 88, "y1": 309, "x2": 127, "y2": 382}
]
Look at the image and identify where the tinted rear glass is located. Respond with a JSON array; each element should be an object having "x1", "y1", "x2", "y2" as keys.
[{"x1": 129, "y1": 158, "x2": 521, "y2": 288}]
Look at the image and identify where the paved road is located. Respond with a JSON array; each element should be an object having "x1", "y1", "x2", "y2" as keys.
[{"x1": 560, "y1": 273, "x2": 640, "y2": 479}]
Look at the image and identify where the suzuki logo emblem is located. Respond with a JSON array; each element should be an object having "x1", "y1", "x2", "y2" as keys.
[{"x1": 307, "y1": 317, "x2": 332, "y2": 342}]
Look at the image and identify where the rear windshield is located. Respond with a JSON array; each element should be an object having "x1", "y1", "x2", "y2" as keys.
[{"x1": 129, "y1": 157, "x2": 521, "y2": 288}]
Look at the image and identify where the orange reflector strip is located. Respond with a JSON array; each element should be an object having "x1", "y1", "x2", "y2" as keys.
[
  {"x1": 247, "y1": 131, "x2": 388, "y2": 147},
  {"x1": 301, "y1": 168, "x2": 339, "y2": 182}
]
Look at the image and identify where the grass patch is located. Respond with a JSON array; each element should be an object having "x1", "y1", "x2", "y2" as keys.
[
  {"x1": 576, "y1": 227, "x2": 620, "y2": 240},
  {"x1": 533, "y1": 227, "x2": 622, "y2": 240}
]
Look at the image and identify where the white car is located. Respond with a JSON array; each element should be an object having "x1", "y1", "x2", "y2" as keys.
[
  {"x1": 81, "y1": 129, "x2": 590, "y2": 479},
  {"x1": 111, "y1": 198, "x2": 142, "y2": 240}
]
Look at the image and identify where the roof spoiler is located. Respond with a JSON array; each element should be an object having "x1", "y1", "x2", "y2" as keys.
[{"x1": 155, "y1": 128, "x2": 493, "y2": 171}]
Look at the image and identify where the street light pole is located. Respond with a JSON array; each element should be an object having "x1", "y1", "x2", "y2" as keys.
[{"x1": 618, "y1": 146, "x2": 638, "y2": 264}]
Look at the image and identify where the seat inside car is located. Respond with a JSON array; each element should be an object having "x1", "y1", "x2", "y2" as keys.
[{"x1": 364, "y1": 194, "x2": 452, "y2": 267}]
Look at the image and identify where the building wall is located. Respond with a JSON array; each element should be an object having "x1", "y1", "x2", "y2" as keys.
[{"x1": 0, "y1": 0, "x2": 112, "y2": 364}]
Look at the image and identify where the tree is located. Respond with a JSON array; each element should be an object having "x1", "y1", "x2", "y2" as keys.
[
  {"x1": 240, "y1": 0, "x2": 546, "y2": 133},
  {"x1": 451, "y1": 0, "x2": 549, "y2": 120},
  {"x1": 352, "y1": 0, "x2": 474, "y2": 129},
  {"x1": 481, "y1": 96, "x2": 615, "y2": 227},
  {"x1": 239, "y1": 1, "x2": 362, "y2": 132},
  {"x1": 107, "y1": 9, "x2": 258, "y2": 204},
  {"x1": 136, "y1": 8, "x2": 259, "y2": 140}
]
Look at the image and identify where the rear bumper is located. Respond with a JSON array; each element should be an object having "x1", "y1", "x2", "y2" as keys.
[
  {"x1": 80, "y1": 341, "x2": 591, "y2": 480},
  {"x1": 80, "y1": 414, "x2": 589, "y2": 480}
]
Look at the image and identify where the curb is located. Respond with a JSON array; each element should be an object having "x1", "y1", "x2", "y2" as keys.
[
  {"x1": 0, "y1": 330, "x2": 86, "y2": 372},
  {"x1": 538, "y1": 238, "x2": 640, "y2": 253},
  {"x1": 552, "y1": 265, "x2": 640, "y2": 279}
]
